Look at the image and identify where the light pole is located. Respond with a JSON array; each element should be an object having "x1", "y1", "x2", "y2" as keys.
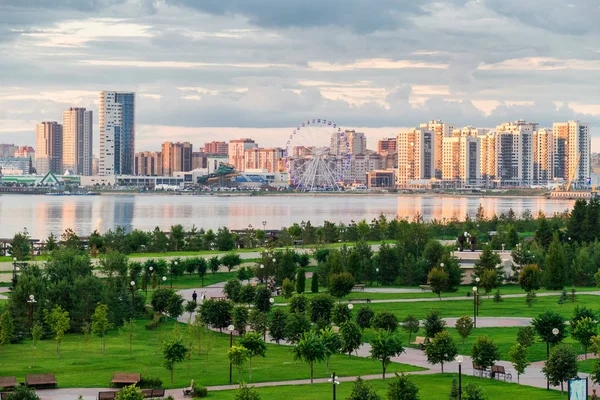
[
  {"x1": 260, "y1": 264, "x2": 265, "y2": 283},
  {"x1": 228, "y1": 324, "x2": 235, "y2": 384},
  {"x1": 472, "y1": 286, "x2": 478, "y2": 328},
  {"x1": 170, "y1": 261, "x2": 178, "y2": 288},
  {"x1": 273, "y1": 258, "x2": 278, "y2": 286},
  {"x1": 475, "y1": 277, "x2": 480, "y2": 315},
  {"x1": 262, "y1": 220, "x2": 267, "y2": 231},
  {"x1": 546, "y1": 327, "x2": 560, "y2": 390},
  {"x1": 27, "y1": 294, "x2": 36, "y2": 329},
  {"x1": 440, "y1": 262, "x2": 444, "y2": 270},
  {"x1": 375, "y1": 268, "x2": 379, "y2": 286},
  {"x1": 12, "y1": 257, "x2": 18, "y2": 288},
  {"x1": 328, "y1": 372, "x2": 340, "y2": 400},
  {"x1": 130, "y1": 280, "x2": 136, "y2": 318},
  {"x1": 160, "y1": 276, "x2": 166, "y2": 289},
  {"x1": 455, "y1": 355, "x2": 463, "y2": 400},
  {"x1": 147, "y1": 266, "x2": 154, "y2": 299}
]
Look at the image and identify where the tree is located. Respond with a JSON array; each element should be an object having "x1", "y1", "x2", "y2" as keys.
[
  {"x1": 357, "y1": 307, "x2": 375, "y2": 333},
  {"x1": 387, "y1": 373, "x2": 419, "y2": 400},
  {"x1": 542, "y1": 345, "x2": 579, "y2": 392},
  {"x1": 284, "y1": 312, "x2": 311, "y2": 343},
  {"x1": 209, "y1": 256, "x2": 220, "y2": 274},
  {"x1": 44, "y1": 305, "x2": 70, "y2": 358},
  {"x1": 91, "y1": 303, "x2": 112, "y2": 355},
  {"x1": 224, "y1": 279, "x2": 243, "y2": 303},
  {"x1": 229, "y1": 345, "x2": 250, "y2": 382},
  {"x1": 525, "y1": 290, "x2": 537, "y2": 307},
  {"x1": 215, "y1": 227, "x2": 236, "y2": 251},
  {"x1": 479, "y1": 269, "x2": 498, "y2": 296},
  {"x1": 425, "y1": 331, "x2": 457, "y2": 373},
  {"x1": 199, "y1": 299, "x2": 233, "y2": 330},
  {"x1": 331, "y1": 303, "x2": 352, "y2": 326},
  {"x1": 0, "y1": 311, "x2": 15, "y2": 353},
  {"x1": 296, "y1": 270, "x2": 306, "y2": 294},
  {"x1": 169, "y1": 224, "x2": 185, "y2": 252},
  {"x1": 471, "y1": 336, "x2": 499, "y2": 370},
  {"x1": 309, "y1": 294, "x2": 335, "y2": 325},
  {"x1": 509, "y1": 343, "x2": 530, "y2": 385},
  {"x1": 221, "y1": 253, "x2": 243, "y2": 274},
  {"x1": 320, "y1": 327, "x2": 341, "y2": 374},
  {"x1": 463, "y1": 383, "x2": 487, "y2": 400},
  {"x1": 254, "y1": 287, "x2": 272, "y2": 313},
  {"x1": 423, "y1": 310, "x2": 446, "y2": 339},
  {"x1": 120, "y1": 319, "x2": 136, "y2": 360},
  {"x1": 449, "y1": 379, "x2": 459, "y2": 400},
  {"x1": 543, "y1": 233, "x2": 566, "y2": 290},
  {"x1": 115, "y1": 385, "x2": 144, "y2": 400},
  {"x1": 163, "y1": 337, "x2": 188, "y2": 384},
  {"x1": 532, "y1": 311, "x2": 567, "y2": 348},
  {"x1": 9, "y1": 229, "x2": 31, "y2": 261},
  {"x1": 291, "y1": 331, "x2": 326, "y2": 384},
  {"x1": 518, "y1": 264, "x2": 542, "y2": 292},
  {"x1": 372, "y1": 310, "x2": 399, "y2": 332},
  {"x1": 568, "y1": 199, "x2": 587, "y2": 243},
  {"x1": 167, "y1": 293, "x2": 184, "y2": 321},
  {"x1": 234, "y1": 382, "x2": 261, "y2": 400},
  {"x1": 31, "y1": 322, "x2": 44, "y2": 367},
  {"x1": 347, "y1": 377, "x2": 381, "y2": 400},
  {"x1": 281, "y1": 278, "x2": 295, "y2": 299},
  {"x1": 571, "y1": 317, "x2": 596, "y2": 359},
  {"x1": 239, "y1": 332, "x2": 267, "y2": 381},
  {"x1": 289, "y1": 294, "x2": 308, "y2": 314},
  {"x1": 328, "y1": 272, "x2": 355, "y2": 298},
  {"x1": 4, "y1": 385, "x2": 40, "y2": 400},
  {"x1": 340, "y1": 320, "x2": 362, "y2": 358},
  {"x1": 401, "y1": 315, "x2": 420, "y2": 345},
  {"x1": 473, "y1": 246, "x2": 502, "y2": 281},
  {"x1": 249, "y1": 309, "x2": 268, "y2": 340},
  {"x1": 370, "y1": 330, "x2": 405, "y2": 379},
  {"x1": 455, "y1": 316, "x2": 473, "y2": 351},
  {"x1": 268, "y1": 308, "x2": 287, "y2": 345},
  {"x1": 535, "y1": 214, "x2": 553, "y2": 249},
  {"x1": 311, "y1": 273, "x2": 319, "y2": 293},
  {"x1": 516, "y1": 326, "x2": 535, "y2": 349},
  {"x1": 233, "y1": 306, "x2": 249, "y2": 335},
  {"x1": 427, "y1": 267, "x2": 449, "y2": 300},
  {"x1": 493, "y1": 290, "x2": 503, "y2": 303}
]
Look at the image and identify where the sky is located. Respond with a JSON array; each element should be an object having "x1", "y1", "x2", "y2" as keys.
[{"x1": 1, "y1": 0, "x2": 600, "y2": 152}]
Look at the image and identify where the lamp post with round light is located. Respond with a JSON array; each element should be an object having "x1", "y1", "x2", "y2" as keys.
[
  {"x1": 260, "y1": 264, "x2": 265, "y2": 283},
  {"x1": 147, "y1": 266, "x2": 154, "y2": 299},
  {"x1": 455, "y1": 355, "x2": 463, "y2": 400},
  {"x1": 328, "y1": 372, "x2": 340, "y2": 400},
  {"x1": 375, "y1": 268, "x2": 380, "y2": 286},
  {"x1": 129, "y1": 281, "x2": 136, "y2": 318},
  {"x1": 546, "y1": 327, "x2": 560, "y2": 390},
  {"x1": 27, "y1": 294, "x2": 37, "y2": 328},
  {"x1": 472, "y1": 286, "x2": 478, "y2": 328},
  {"x1": 475, "y1": 277, "x2": 480, "y2": 316},
  {"x1": 170, "y1": 261, "x2": 178, "y2": 288},
  {"x1": 273, "y1": 258, "x2": 278, "y2": 286},
  {"x1": 228, "y1": 324, "x2": 235, "y2": 384}
]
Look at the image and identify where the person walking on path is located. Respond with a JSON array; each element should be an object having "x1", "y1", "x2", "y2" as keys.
[
  {"x1": 192, "y1": 291, "x2": 197, "y2": 303},
  {"x1": 592, "y1": 389, "x2": 598, "y2": 400}
]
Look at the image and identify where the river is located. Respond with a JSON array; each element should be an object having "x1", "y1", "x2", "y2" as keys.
[{"x1": 0, "y1": 193, "x2": 574, "y2": 238}]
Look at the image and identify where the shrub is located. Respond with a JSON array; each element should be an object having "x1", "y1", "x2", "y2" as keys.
[
  {"x1": 372, "y1": 310, "x2": 399, "y2": 332},
  {"x1": 328, "y1": 272, "x2": 355, "y2": 298},
  {"x1": 138, "y1": 376, "x2": 162, "y2": 389},
  {"x1": 192, "y1": 386, "x2": 208, "y2": 398},
  {"x1": 282, "y1": 278, "x2": 295, "y2": 299}
]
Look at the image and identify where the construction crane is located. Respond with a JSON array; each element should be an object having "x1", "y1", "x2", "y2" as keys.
[{"x1": 559, "y1": 152, "x2": 582, "y2": 192}]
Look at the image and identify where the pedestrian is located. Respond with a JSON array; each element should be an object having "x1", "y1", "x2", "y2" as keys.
[
  {"x1": 201, "y1": 291, "x2": 206, "y2": 302},
  {"x1": 192, "y1": 291, "x2": 197, "y2": 303},
  {"x1": 592, "y1": 389, "x2": 598, "y2": 400}
]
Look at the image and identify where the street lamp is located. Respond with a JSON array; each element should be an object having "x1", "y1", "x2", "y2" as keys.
[
  {"x1": 375, "y1": 268, "x2": 380, "y2": 286},
  {"x1": 129, "y1": 281, "x2": 136, "y2": 318},
  {"x1": 12, "y1": 257, "x2": 18, "y2": 288},
  {"x1": 440, "y1": 262, "x2": 444, "y2": 270},
  {"x1": 262, "y1": 221, "x2": 267, "y2": 230},
  {"x1": 472, "y1": 286, "x2": 478, "y2": 328},
  {"x1": 170, "y1": 261, "x2": 178, "y2": 288},
  {"x1": 546, "y1": 327, "x2": 560, "y2": 390},
  {"x1": 260, "y1": 264, "x2": 265, "y2": 283},
  {"x1": 147, "y1": 266, "x2": 154, "y2": 299},
  {"x1": 347, "y1": 304, "x2": 353, "y2": 310},
  {"x1": 328, "y1": 372, "x2": 340, "y2": 400},
  {"x1": 475, "y1": 277, "x2": 480, "y2": 316},
  {"x1": 228, "y1": 324, "x2": 235, "y2": 384},
  {"x1": 269, "y1": 298, "x2": 274, "y2": 305},
  {"x1": 160, "y1": 276, "x2": 166, "y2": 289},
  {"x1": 273, "y1": 258, "x2": 278, "y2": 285},
  {"x1": 455, "y1": 355, "x2": 463, "y2": 400},
  {"x1": 27, "y1": 294, "x2": 37, "y2": 328}
]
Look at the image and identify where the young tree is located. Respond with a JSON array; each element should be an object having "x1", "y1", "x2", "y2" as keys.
[
  {"x1": 311, "y1": 273, "x2": 319, "y2": 293},
  {"x1": 308, "y1": 294, "x2": 335, "y2": 325},
  {"x1": 289, "y1": 294, "x2": 308, "y2": 315},
  {"x1": 455, "y1": 316, "x2": 474, "y2": 351},
  {"x1": 509, "y1": 343, "x2": 530, "y2": 385},
  {"x1": 0, "y1": 311, "x2": 15, "y2": 353},
  {"x1": 542, "y1": 345, "x2": 579, "y2": 392},
  {"x1": 401, "y1": 315, "x2": 420, "y2": 345},
  {"x1": 91, "y1": 303, "x2": 112, "y2": 355},
  {"x1": 296, "y1": 270, "x2": 306, "y2": 294},
  {"x1": 372, "y1": 310, "x2": 399, "y2": 332},
  {"x1": 516, "y1": 326, "x2": 535, "y2": 349},
  {"x1": 254, "y1": 286, "x2": 272, "y2": 313},
  {"x1": 525, "y1": 290, "x2": 537, "y2": 308},
  {"x1": 209, "y1": 256, "x2": 221, "y2": 274},
  {"x1": 120, "y1": 319, "x2": 136, "y2": 360},
  {"x1": 239, "y1": 332, "x2": 267, "y2": 381},
  {"x1": 221, "y1": 253, "x2": 243, "y2": 274},
  {"x1": 449, "y1": 379, "x2": 459, "y2": 400},
  {"x1": 189, "y1": 314, "x2": 203, "y2": 357},
  {"x1": 471, "y1": 336, "x2": 500, "y2": 371},
  {"x1": 281, "y1": 278, "x2": 295, "y2": 299},
  {"x1": 340, "y1": 320, "x2": 362, "y2": 358},
  {"x1": 424, "y1": 331, "x2": 457, "y2": 373},
  {"x1": 31, "y1": 322, "x2": 44, "y2": 367},
  {"x1": 423, "y1": 310, "x2": 446, "y2": 339},
  {"x1": 518, "y1": 264, "x2": 542, "y2": 292},
  {"x1": 115, "y1": 384, "x2": 144, "y2": 400},
  {"x1": 473, "y1": 246, "x2": 502, "y2": 281},
  {"x1": 571, "y1": 317, "x2": 596, "y2": 360},
  {"x1": 44, "y1": 305, "x2": 70, "y2": 358},
  {"x1": 328, "y1": 272, "x2": 355, "y2": 298},
  {"x1": 319, "y1": 327, "x2": 341, "y2": 374},
  {"x1": 234, "y1": 382, "x2": 261, "y2": 400},
  {"x1": 291, "y1": 331, "x2": 326, "y2": 384},
  {"x1": 370, "y1": 330, "x2": 405, "y2": 379},
  {"x1": 347, "y1": 377, "x2": 381, "y2": 400},
  {"x1": 5, "y1": 385, "x2": 40, "y2": 400},
  {"x1": 387, "y1": 373, "x2": 419, "y2": 400},
  {"x1": 427, "y1": 267, "x2": 449, "y2": 300},
  {"x1": 163, "y1": 337, "x2": 189, "y2": 384},
  {"x1": 532, "y1": 311, "x2": 567, "y2": 350},
  {"x1": 284, "y1": 312, "x2": 311, "y2": 343},
  {"x1": 268, "y1": 308, "x2": 288, "y2": 345},
  {"x1": 357, "y1": 307, "x2": 375, "y2": 333},
  {"x1": 331, "y1": 303, "x2": 352, "y2": 326},
  {"x1": 167, "y1": 293, "x2": 185, "y2": 321},
  {"x1": 233, "y1": 306, "x2": 249, "y2": 335},
  {"x1": 249, "y1": 309, "x2": 269, "y2": 340},
  {"x1": 543, "y1": 233, "x2": 566, "y2": 290},
  {"x1": 9, "y1": 229, "x2": 31, "y2": 261},
  {"x1": 463, "y1": 383, "x2": 486, "y2": 400}
]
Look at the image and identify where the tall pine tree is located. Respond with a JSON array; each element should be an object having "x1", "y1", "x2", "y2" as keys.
[
  {"x1": 543, "y1": 232, "x2": 567, "y2": 290},
  {"x1": 568, "y1": 199, "x2": 587, "y2": 243}
]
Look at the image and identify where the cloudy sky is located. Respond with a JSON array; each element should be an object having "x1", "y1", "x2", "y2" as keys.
[{"x1": 1, "y1": 0, "x2": 600, "y2": 152}]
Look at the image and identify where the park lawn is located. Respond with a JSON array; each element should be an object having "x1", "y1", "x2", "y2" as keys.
[
  {"x1": 0, "y1": 319, "x2": 423, "y2": 389},
  {"x1": 577, "y1": 358, "x2": 599, "y2": 373},
  {"x1": 366, "y1": 295, "x2": 600, "y2": 321},
  {"x1": 204, "y1": 373, "x2": 566, "y2": 400}
]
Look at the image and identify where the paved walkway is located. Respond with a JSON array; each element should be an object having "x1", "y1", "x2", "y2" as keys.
[{"x1": 442, "y1": 317, "x2": 532, "y2": 328}]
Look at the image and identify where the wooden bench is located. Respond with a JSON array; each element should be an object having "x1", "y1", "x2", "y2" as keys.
[
  {"x1": 0, "y1": 377, "x2": 17, "y2": 390},
  {"x1": 411, "y1": 336, "x2": 427, "y2": 350},
  {"x1": 183, "y1": 379, "x2": 195, "y2": 397},
  {"x1": 347, "y1": 298, "x2": 371, "y2": 304},
  {"x1": 491, "y1": 365, "x2": 512, "y2": 381},
  {"x1": 141, "y1": 388, "x2": 165, "y2": 398},
  {"x1": 110, "y1": 372, "x2": 141, "y2": 387},
  {"x1": 25, "y1": 374, "x2": 57, "y2": 389},
  {"x1": 419, "y1": 285, "x2": 432, "y2": 292},
  {"x1": 98, "y1": 391, "x2": 117, "y2": 400},
  {"x1": 472, "y1": 363, "x2": 489, "y2": 378},
  {"x1": 352, "y1": 284, "x2": 366, "y2": 292}
]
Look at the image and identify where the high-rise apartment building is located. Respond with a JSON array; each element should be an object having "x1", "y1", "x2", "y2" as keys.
[
  {"x1": 479, "y1": 132, "x2": 497, "y2": 185},
  {"x1": 99, "y1": 91, "x2": 135, "y2": 175},
  {"x1": 396, "y1": 128, "x2": 434, "y2": 188},
  {"x1": 377, "y1": 138, "x2": 397, "y2": 155},
  {"x1": 62, "y1": 107, "x2": 93, "y2": 175},
  {"x1": 331, "y1": 130, "x2": 367, "y2": 155},
  {"x1": 35, "y1": 121, "x2": 63, "y2": 175},
  {"x1": 14, "y1": 146, "x2": 35, "y2": 161},
  {"x1": 0, "y1": 144, "x2": 17, "y2": 158},
  {"x1": 135, "y1": 151, "x2": 163, "y2": 176},
  {"x1": 533, "y1": 128, "x2": 554, "y2": 185},
  {"x1": 420, "y1": 120, "x2": 454, "y2": 179},
  {"x1": 162, "y1": 142, "x2": 193, "y2": 176},
  {"x1": 229, "y1": 139, "x2": 257, "y2": 172},
  {"x1": 203, "y1": 141, "x2": 228, "y2": 155},
  {"x1": 553, "y1": 121, "x2": 590, "y2": 185},
  {"x1": 441, "y1": 136, "x2": 480, "y2": 187},
  {"x1": 244, "y1": 147, "x2": 284, "y2": 173},
  {"x1": 495, "y1": 120, "x2": 536, "y2": 186}
]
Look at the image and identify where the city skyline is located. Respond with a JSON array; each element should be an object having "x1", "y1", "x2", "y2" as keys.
[{"x1": 1, "y1": 1, "x2": 599, "y2": 151}]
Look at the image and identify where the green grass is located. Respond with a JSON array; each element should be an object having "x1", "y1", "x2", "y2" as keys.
[
  {"x1": 0, "y1": 319, "x2": 423, "y2": 389},
  {"x1": 204, "y1": 373, "x2": 566, "y2": 400},
  {"x1": 577, "y1": 357, "x2": 599, "y2": 373}
]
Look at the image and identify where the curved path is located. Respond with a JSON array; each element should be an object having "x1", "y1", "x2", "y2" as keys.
[{"x1": 443, "y1": 317, "x2": 532, "y2": 328}]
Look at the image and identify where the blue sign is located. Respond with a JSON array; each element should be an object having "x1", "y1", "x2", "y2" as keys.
[{"x1": 568, "y1": 378, "x2": 587, "y2": 400}]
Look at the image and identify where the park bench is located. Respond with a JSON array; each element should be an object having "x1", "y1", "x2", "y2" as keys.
[
  {"x1": 411, "y1": 336, "x2": 427, "y2": 350},
  {"x1": 0, "y1": 377, "x2": 17, "y2": 390},
  {"x1": 419, "y1": 285, "x2": 432, "y2": 292},
  {"x1": 98, "y1": 391, "x2": 117, "y2": 400},
  {"x1": 491, "y1": 365, "x2": 512, "y2": 381},
  {"x1": 110, "y1": 373, "x2": 141, "y2": 388},
  {"x1": 25, "y1": 374, "x2": 57, "y2": 389},
  {"x1": 347, "y1": 298, "x2": 371, "y2": 303},
  {"x1": 211, "y1": 297, "x2": 227, "y2": 301},
  {"x1": 472, "y1": 363, "x2": 489, "y2": 378},
  {"x1": 351, "y1": 284, "x2": 366, "y2": 292},
  {"x1": 183, "y1": 379, "x2": 195, "y2": 397},
  {"x1": 141, "y1": 388, "x2": 165, "y2": 398}
]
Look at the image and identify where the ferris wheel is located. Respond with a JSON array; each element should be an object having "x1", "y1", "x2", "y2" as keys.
[{"x1": 283, "y1": 118, "x2": 351, "y2": 192}]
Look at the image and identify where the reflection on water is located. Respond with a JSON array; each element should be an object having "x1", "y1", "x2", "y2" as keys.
[{"x1": 0, "y1": 194, "x2": 575, "y2": 238}]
